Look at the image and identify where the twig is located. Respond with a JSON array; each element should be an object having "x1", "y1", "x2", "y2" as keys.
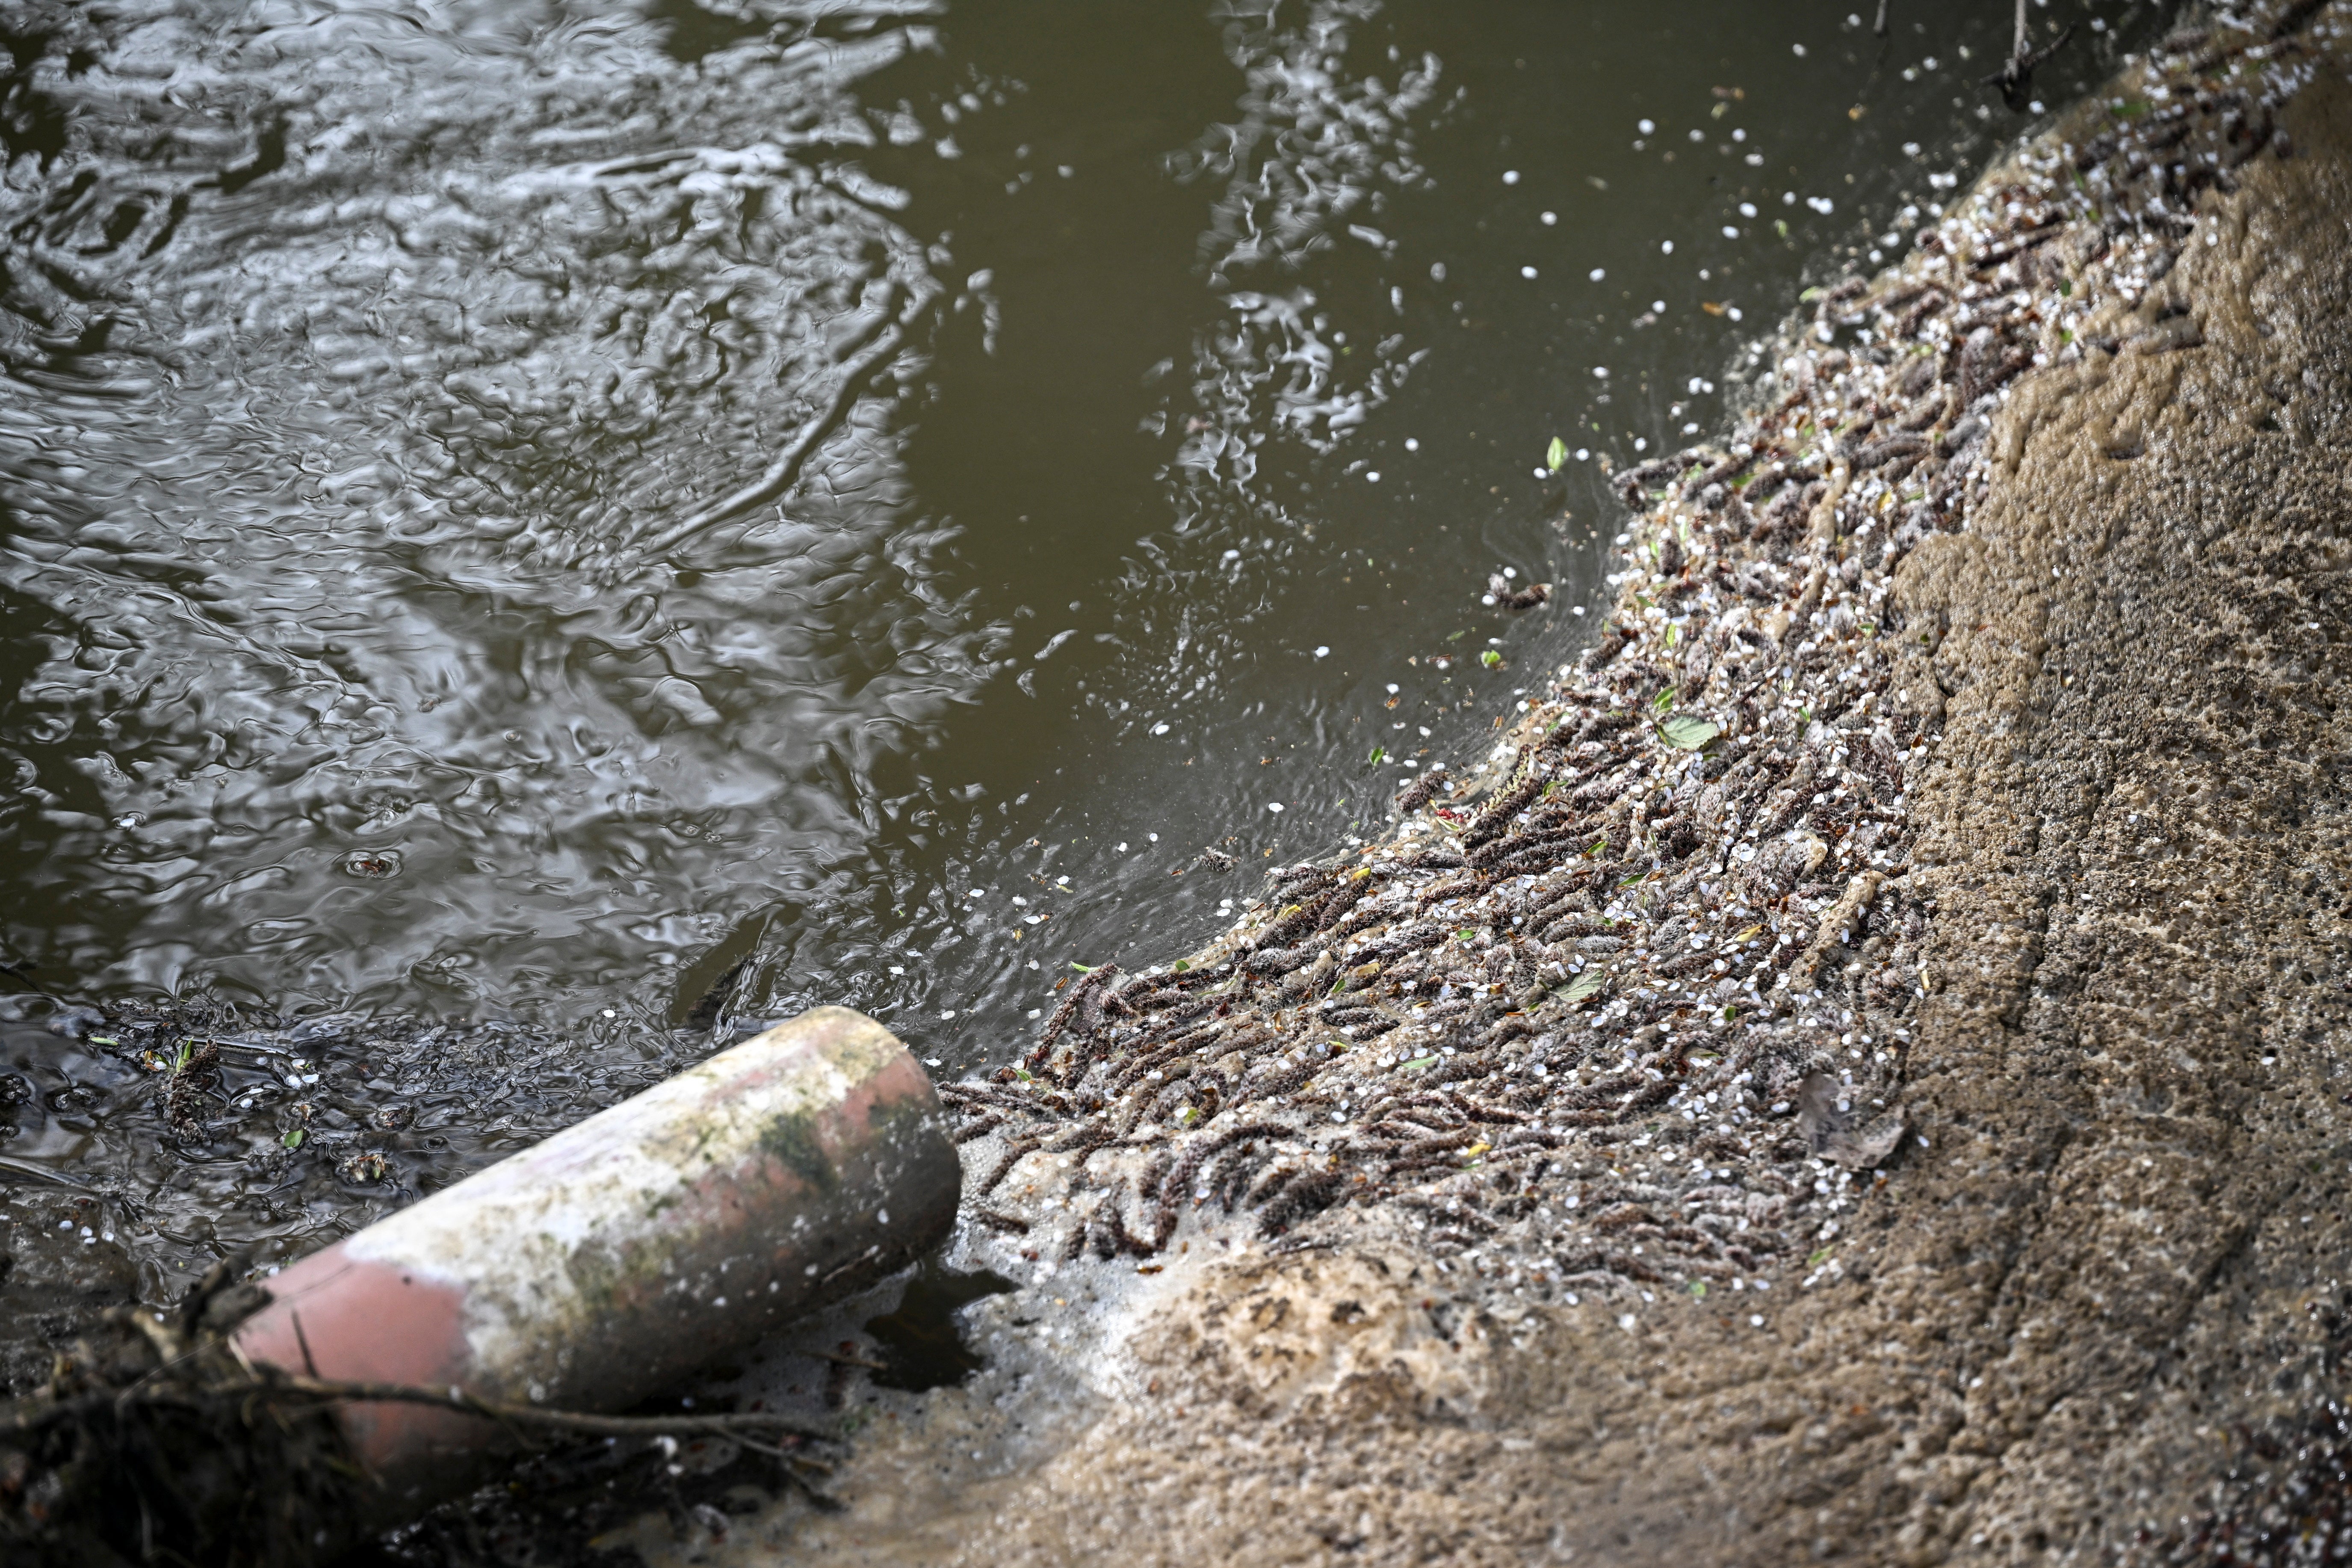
[
  {"x1": 264, "y1": 1375, "x2": 837, "y2": 1445},
  {"x1": 6, "y1": 1372, "x2": 836, "y2": 1449},
  {"x1": 1987, "y1": 6, "x2": 2076, "y2": 112},
  {"x1": 1874, "y1": 0, "x2": 1890, "y2": 38}
]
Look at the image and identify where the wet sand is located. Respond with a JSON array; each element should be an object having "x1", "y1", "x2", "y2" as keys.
[{"x1": 672, "y1": 6, "x2": 2352, "y2": 1563}]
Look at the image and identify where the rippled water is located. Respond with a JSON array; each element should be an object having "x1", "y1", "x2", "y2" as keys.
[{"x1": 0, "y1": 0, "x2": 2165, "y2": 1261}]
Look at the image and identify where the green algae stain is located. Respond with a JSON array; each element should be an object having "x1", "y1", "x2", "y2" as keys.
[{"x1": 761, "y1": 1111, "x2": 840, "y2": 1196}]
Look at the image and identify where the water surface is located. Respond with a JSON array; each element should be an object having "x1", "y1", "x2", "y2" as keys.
[{"x1": 0, "y1": 0, "x2": 2166, "y2": 1272}]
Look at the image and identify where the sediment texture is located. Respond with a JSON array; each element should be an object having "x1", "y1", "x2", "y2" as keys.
[{"x1": 729, "y1": 8, "x2": 2352, "y2": 1564}]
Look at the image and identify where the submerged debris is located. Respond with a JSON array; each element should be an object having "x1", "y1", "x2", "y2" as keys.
[
  {"x1": 0, "y1": 1262, "x2": 839, "y2": 1567},
  {"x1": 948, "y1": 20, "x2": 2325, "y2": 1309}
]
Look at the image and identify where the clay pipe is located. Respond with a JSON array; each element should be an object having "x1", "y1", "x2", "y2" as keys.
[{"x1": 233, "y1": 1005, "x2": 959, "y2": 1527}]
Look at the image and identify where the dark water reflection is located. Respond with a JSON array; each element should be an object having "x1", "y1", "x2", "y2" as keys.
[{"x1": 0, "y1": 0, "x2": 2163, "y2": 1258}]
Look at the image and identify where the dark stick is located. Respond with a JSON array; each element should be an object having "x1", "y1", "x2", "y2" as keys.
[
  {"x1": 7, "y1": 1373, "x2": 836, "y2": 1448},
  {"x1": 1986, "y1": 3, "x2": 2074, "y2": 113},
  {"x1": 266, "y1": 1374, "x2": 838, "y2": 1445}
]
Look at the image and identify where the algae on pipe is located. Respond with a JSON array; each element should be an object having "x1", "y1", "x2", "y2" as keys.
[{"x1": 234, "y1": 1007, "x2": 958, "y2": 1524}]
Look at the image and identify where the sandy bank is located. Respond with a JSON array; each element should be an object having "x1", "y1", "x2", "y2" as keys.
[{"x1": 648, "y1": 8, "x2": 2352, "y2": 1565}]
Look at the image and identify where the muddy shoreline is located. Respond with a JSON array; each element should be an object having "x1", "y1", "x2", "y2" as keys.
[{"x1": 696, "y1": 7, "x2": 2352, "y2": 1564}]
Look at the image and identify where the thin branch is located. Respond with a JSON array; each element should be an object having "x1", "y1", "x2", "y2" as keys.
[
  {"x1": 6, "y1": 1373, "x2": 836, "y2": 1449},
  {"x1": 265, "y1": 1375, "x2": 838, "y2": 1446}
]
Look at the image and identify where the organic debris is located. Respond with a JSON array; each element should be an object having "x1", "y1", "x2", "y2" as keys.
[
  {"x1": 0, "y1": 1261, "x2": 839, "y2": 1566},
  {"x1": 947, "y1": 17, "x2": 2325, "y2": 1311}
]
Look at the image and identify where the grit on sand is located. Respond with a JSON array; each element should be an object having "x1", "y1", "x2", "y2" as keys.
[{"x1": 651, "y1": 10, "x2": 2352, "y2": 1565}]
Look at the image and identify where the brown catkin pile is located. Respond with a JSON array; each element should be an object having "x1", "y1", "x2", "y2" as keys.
[{"x1": 945, "y1": 13, "x2": 2327, "y2": 1312}]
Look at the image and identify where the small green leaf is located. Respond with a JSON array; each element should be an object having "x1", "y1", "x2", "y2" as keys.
[
  {"x1": 1664, "y1": 623, "x2": 1678, "y2": 647},
  {"x1": 1014, "y1": 1066, "x2": 1034, "y2": 1081},
  {"x1": 1368, "y1": 745, "x2": 1387, "y2": 765},
  {"x1": 89, "y1": 1035, "x2": 119, "y2": 1047},
  {"x1": 1456, "y1": 928, "x2": 1477, "y2": 942},
  {"x1": 1775, "y1": 218, "x2": 1790, "y2": 239},
  {"x1": 1799, "y1": 286, "x2": 1824, "y2": 303},
  {"x1": 1545, "y1": 436, "x2": 1567, "y2": 471},
  {"x1": 1562, "y1": 970, "x2": 1607, "y2": 1004},
  {"x1": 1585, "y1": 839, "x2": 1607, "y2": 858},
  {"x1": 1172, "y1": 960, "x2": 1189, "y2": 972},
  {"x1": 1653, "y1": 685, "x2": 1677, "y2": 711},
  {"x1": 282, "y1": 1128, "x2": 304, "y2": 1149},
  {"x1": 1480, "y1": 649, "x2": 1502, "y2": 669},
  {"x1": 1446, "y1": 629, "x2": 1466, "y2": 642},
  {"x1": 1070, "y1": 961, "x2": 1095, "y2": 972},
  {"x1": 1659, "y1": 713, "x2": 1721, "y2": 750},
  {"x1": 1690, "y1": 1281, "x2": 1708, "y2": 1298},
  {"x1": 1401, "y1": 1054, "x2": 1439, "y2": 1071},
  {"x1": 1177, "y1": 1105, "x2": 1200, "y2": 1124},
  {"x1": 2058, "y1": 277, "x2": 2073, "y2": 297},
  {"x1": 1808, "y1": 1247, "x2": 1833, "y2": 1267},
  {"x1": 172, "y1": 1041, "x2": 192, "y2": 1072}
]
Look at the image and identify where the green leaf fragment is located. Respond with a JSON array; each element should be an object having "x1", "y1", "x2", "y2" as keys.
[
  {"x1": 1658, "y1": 713, "x2": 1721, "y2": 750},
  {"x1": 1401, "y1": 1054, "x2": 1439, "y2": 1071},
  {"x1": 282, "y1": 1128, "x2": 304, "y2": 1149},
  {"x1": 1368, "y1": 745, "x2": 1387, "y2": 765},
  {"x1": 1480, "y1": 649, "x2": 1502, "y2": 669},
  {"x1": 1546, "y1": 436, "x2": 1567, "y2": 471},
  {"x1": 1561, "y1": 970, "x2": 1607, "y2": 1004}
]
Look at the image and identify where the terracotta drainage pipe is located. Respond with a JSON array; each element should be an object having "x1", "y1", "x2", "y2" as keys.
[{"x1": 233, "y1": 1005, "x2": 958, "y2": 1523}]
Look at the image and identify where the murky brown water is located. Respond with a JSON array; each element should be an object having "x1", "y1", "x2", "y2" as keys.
[{"x1": 0, "y1": 0, "x2": 2166, "y2": 1285}]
